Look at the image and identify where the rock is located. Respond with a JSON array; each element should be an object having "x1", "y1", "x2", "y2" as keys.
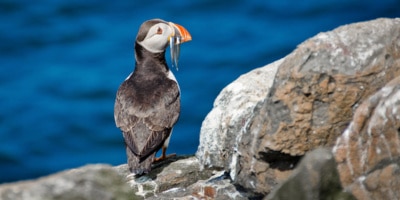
[
  {"x1": 266, "y1": 148, "x2": 355, "y2": 200},
  {"x1": 116, "y1": 155, "x2": 262, "y2": 199},
  {"x1": 333, "y1": 76, "x2": 400, "y2": 200},
  {"x1": 195, "y1": 57, "x2": 284, "y2": 197},
  {"x1": 115, "y1": 155, "x2": 214, "y2": 199},
  {"x1": 234, "y1": 18, "x2": 400, "y2": 194},
  {"x1": 252, "y1": 17, "x2": 400, "y2": 156},
  {"x1": 0, "y1": 164, "x2": 134, "y2": 200},
  {"x1": 0, "y1": 156, "x2": 258, "y2": 200},
  {"x1": 196, "y1": 58, "x2": 282, "y2": 169},
  {"x1": 148, "y1": 171, "x2": 262, "y2": 200},
  {"x1": 196, "y1": 17, "x2": 400, "y2": 195}
]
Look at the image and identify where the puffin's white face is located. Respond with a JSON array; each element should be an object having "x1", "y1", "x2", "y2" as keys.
[{"x1": 138, "y1": 23, "x2": 174, "y2": 53}]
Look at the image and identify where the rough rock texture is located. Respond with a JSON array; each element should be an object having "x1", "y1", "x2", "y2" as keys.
[
  {"x1": 196, "y1": 58, "x2": 282, "y2": 169},
  {"x1": 115, "y1": 155, "x2": 214, "y2": 199},
  {"x1": 0, "y1": 164, "x2": 133, "y2": 200},
  {"x1": 197, "y1": 17, "x2": 400, "y2": 196},
  {"x1": 266, "y1": 148, "x2": 355, "y2": 200},
  {"x1": 333, "y1": 76, "x2": 400, "y2": 200},
  {"x1": 115, "y1": 156, "x2": 261, "y2": 199},
  {"x1": 237, "y1": 18, "x2": 400, "y2": 194},
  {"x1": 0, "y1": 156, "x2": 261, "y2": 200},
  {"x1": 252, "y1": 17, "x2": 400, "y2": 154},
  {"x1": 254, "y1": 17, "x2": 400, "y2": 157},
  {"x1": 146, "y1": 171, "x2": 259, "y2": 200}
]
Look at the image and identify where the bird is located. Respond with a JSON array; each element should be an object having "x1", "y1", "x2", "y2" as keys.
[{"x1": 114, "y1": 19, "x2": 192, "y2": 175}]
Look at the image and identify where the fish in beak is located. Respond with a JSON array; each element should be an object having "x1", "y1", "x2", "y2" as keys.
[{"x1": 169, "y1": 22, "x2": 192, "y2": 70}]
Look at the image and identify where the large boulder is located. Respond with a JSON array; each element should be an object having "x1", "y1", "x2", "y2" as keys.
[
  {"x1": 247, "y1": 17, "x2": 400, "y2": 194},
  {"x1": 333, "y1": 76, "x2": 400, "y2": 200},
  {"x1": 253, "y1": 17, "x2": 400, "y2": 157},
  {"x1": 196, "y1": 17, "x2": 400, "y2": 194}
]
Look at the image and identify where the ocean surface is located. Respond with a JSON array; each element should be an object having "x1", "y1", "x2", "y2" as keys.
[{"x1": 0, "y1": 0, "x2": 399, "y2": 183}]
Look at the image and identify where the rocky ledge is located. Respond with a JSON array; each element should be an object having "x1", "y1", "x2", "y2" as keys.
[{"x1": 1, "y1": 18, "x2": 400, "y2": 199}]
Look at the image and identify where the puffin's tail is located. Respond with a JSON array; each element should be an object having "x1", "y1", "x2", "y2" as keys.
[{"x1": 126, "y1": 146, "x2": 154, "y2": 175}]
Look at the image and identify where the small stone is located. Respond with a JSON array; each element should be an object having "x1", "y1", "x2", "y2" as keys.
[{"x1": 266, "y1": 148, "x2": 355, "y2": 200}]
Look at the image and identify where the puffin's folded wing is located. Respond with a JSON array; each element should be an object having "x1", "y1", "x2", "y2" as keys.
[
  {"x1": 114, "y1": 82, "x2": 139, "y2": 131},
  {"x1": 121, "y1": 128, "x2": 141, "y2": 157},
  {"x1": 114, "y1": 83, "x2": 142, "y2": 156},
  {"x1": 136, "y1": 81, "x2": 180, "y2": 161},
  {"x1": 137, "y1": 128, "x2": 171, "y2": 161},
  {"x1": 147, "y1": 80, "x2": 181, "y2": 128}
]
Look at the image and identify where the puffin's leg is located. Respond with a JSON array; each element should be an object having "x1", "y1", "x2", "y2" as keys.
[
  {"x1": 153, "y1": 146, "x2": 176, "y2": 162},
  {"x1": 153, "y1": 131, "x2": 176, "y2": 162}
]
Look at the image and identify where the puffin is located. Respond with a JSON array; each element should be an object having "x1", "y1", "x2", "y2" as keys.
[{"x1": 114, "y1": 19, "x2": 192, "y2": 175}]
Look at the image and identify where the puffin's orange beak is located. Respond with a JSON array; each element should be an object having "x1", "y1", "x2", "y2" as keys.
[
  {"x1": 168, "y1": 22, "x2": 191, "y2": 71},
  {"x1": 169, "y1": 22, "x2": 192, "y2": 43}
]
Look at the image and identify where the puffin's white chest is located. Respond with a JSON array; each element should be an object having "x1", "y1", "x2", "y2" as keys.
[{"x1": 167, "y1": 70, "x2": 180, "y2": 92}]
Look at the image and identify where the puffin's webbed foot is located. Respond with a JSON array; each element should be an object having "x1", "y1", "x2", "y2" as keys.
[
  {"x1": 153, "y1": 146, "x2": 176, "y2": 162},
  {"x1": 154, "y1": 153, "x2": 176, "y2": 162}
]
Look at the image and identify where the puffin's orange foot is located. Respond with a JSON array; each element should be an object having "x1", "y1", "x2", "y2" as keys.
[{"x1": 153, "y1": 153, "x2": 176, "y2": 163}]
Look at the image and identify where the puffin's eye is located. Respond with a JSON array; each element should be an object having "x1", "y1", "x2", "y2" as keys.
[{"x1": 156, "y1": 27, "x2": 163, "y2": 34}]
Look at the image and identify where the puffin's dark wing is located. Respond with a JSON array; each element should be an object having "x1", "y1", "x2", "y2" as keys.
[
  {"x1": 114, "y1": 82, "x2": 141, "y2": 157},
  {"x1": 114, "y1": 77, "x2": 180, "y2": 160}
]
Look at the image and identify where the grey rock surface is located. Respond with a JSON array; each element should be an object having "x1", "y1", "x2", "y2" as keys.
[
  {"x1": 115, "y1": 156, "x2": 261, "y2": 199},
  {"x1": 266, "y1": 148, "x2": 355, "y2": 200},
  {"x1": 0, "y1": 156, "x2": 260, "y2": 200},
  {"x1": 0, "y1": 164, "x2": 134, "y2": 200}
]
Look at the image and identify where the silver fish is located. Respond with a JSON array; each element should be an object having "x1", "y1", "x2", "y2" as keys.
[{"x1": 170, "y1": 36, "x2": 181, "y2": 71}]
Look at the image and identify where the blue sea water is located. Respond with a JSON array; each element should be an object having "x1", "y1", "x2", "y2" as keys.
[{"x1": 0, "y1": 0, "x2": 399, "y2": 183}]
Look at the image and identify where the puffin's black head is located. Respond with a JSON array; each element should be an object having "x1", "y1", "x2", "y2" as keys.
[{"x1": 135, "y1": 19, "x2": 191, "y2": 70}]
